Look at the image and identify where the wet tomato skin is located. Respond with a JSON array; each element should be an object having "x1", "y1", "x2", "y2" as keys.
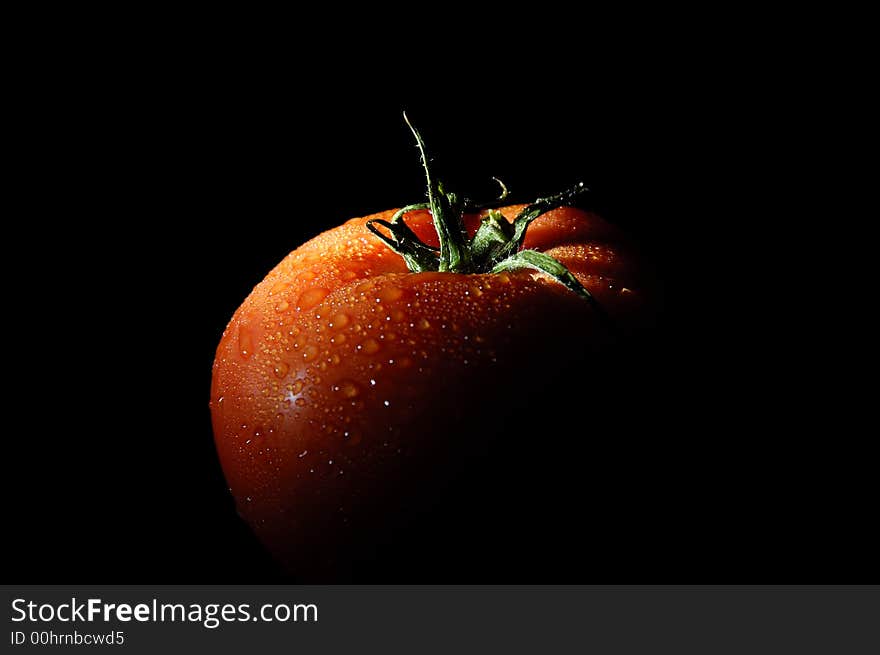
[{"x1": 210, "y1": 205, "x2": 647, "y2": 577}]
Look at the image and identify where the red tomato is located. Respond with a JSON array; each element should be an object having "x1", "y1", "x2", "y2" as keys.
[{"x1": 211, "y1": 120, "x2": 653, "y2": 578}]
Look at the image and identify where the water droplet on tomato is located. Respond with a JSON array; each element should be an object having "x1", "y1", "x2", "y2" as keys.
[
  {"x1": 273, "y1": 362, "x2": 289, "y2": 379},
  {"x1": 416, "y1": 318, "x2": 431, "y2": 330},
  {"x1": 330, "y1": 313, "x2": 350, "y2": 329},
  {"x1": 359, "y1": 339, "x2": 380, "y2": 354},
  {"x1": 341, "y1": 270, "x2": 357, "y2": 281},
  {"x1": 331, "y1": 333, "x2": 346, "y2": 344},
  {"x1": 340, "y1": 380, "x2": 361, "y2": 398},
  {"x1": 303, "y1": 344, "x2": 318, "y2": 361},
  {"x1": 238, "y1": 326, "x2": 253, "y2": 359},
  {"x1": 274, "y1": 300, "x2": 289, "y2": 313},
  {"x1": 295, "y1": 397, "x2": 306, "y2": 407},
  {"x1": 298, "y1": 287, "x2": 329, "y2": 310},
  {"x1": 379, "y1": 286, "x2": 404, "y2": 302},
  {"x1": 270, "y1": 281, "x2": 290, "y2": 295}
]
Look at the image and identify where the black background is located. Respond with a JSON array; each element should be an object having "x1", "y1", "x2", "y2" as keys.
[{"x1": 8, "y1": 43, "x2": 873, "y2": 583}]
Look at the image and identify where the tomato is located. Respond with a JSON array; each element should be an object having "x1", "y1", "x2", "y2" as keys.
[{"x1": 210, "y1": 119, "x2": 653, "y2": 579}]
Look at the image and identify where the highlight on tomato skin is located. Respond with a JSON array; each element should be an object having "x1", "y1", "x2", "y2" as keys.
[{"x1": 209, "y1": 118, "x2": 659, "y2": 579}]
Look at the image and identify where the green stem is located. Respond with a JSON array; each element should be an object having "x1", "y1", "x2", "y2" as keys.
[
  {"x1": 470, "y1": 209, "x2": 514, "y2": 265},
  {"x1": 366, "y1": 114, "x2": 612, "y2": 318},
  {"x1": 463, "y1": 177, "x2": 510, "y2": 211},
  {"x1": 491, "y1": 249, "x2": 595, "y2": 302},
  {"x1": 404, "y1": 113, "x2": 472, "y2": 273},
  {"x1": 366, "y1": 218, "x2": 438, "y2": 272},
  {"x1": 492, "y1": 182, "x2": 589, "y2": 263}
]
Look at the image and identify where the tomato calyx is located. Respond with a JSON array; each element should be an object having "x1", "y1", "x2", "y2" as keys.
[{"x1": 366, "y1": 115, "x2": 600, "y2": 307}]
